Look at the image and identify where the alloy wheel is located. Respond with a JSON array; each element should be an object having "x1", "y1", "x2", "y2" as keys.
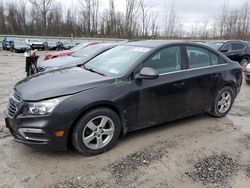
[
  {"x1": 82, "y1": 116, "x2": 115, "y2": 150},
  {"x1": 217, "y1": 91, "x2": 232, "y2": 114}
]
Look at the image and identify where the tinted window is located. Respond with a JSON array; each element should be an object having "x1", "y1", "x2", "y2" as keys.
[
  {"x1": 231, "y1": 42, "x2": 245, "y2": 51},
  {"x1": 221, "y1": 43, "x2": 231, "y2": 52},
  {"x1": 143, "y1": 46, "x2": 181, "y2": 74},
  {"x1": 186, "y1": 46, "x2": 210, "y2": 68}
]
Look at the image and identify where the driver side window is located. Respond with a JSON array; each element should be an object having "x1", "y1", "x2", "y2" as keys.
[
  {"x1": 142, "y1": 46, "x2": 182, "y2": 74},
  {"x1": 221, "y1": 43, "x2": 231, "y2": 52}
]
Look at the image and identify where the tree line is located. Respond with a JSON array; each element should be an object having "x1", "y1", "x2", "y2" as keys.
[{"x1": 0, "y1": 0, "x2": 250, "y2": 39}]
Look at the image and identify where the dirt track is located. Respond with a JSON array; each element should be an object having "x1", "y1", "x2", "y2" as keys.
[{"x1": 0, "y1": 50, "x2": 250, "y2": 188}]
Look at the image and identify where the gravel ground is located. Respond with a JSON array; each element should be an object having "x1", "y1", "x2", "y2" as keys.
[
  {"x1": 0, "y1": 50, "x2": 250, "y2": 188},
  {"x1": 187, "y1": 153, "x2": 239, "y2": 186}
]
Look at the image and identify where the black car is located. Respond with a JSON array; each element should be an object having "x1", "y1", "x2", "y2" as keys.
[
  {"x1": 37, "y1": 43, "x2": 119, "y2": 73},
  {"x1": 44, "y1": 41, "x2": 58, "y2": 50},
  {"x1": 62, "y1": 41, "x2": 76, "y2": 50},
  {"x1": 10, "y1": 40, "x2": 31, "y2": 53},
  {"x1": 216, "y1": 40, "x2": 250, "y2": 66},
  {"x1": 5, "y1": 40, "x2": 242, "y2": 155},
  {"x1": 2, "y1": 37, "x2": 13, "y2": 50}
]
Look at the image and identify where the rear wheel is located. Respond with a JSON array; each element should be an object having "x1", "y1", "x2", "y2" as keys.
[
  {"x1": 72, "y1": 108, "x2": 121, "y2": 155},
  {"x1": 209, "y1": 86, "x2": 235, "y2": 117}
]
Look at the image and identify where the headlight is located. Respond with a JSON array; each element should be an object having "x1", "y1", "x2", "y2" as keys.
[{"x1": 22, "y1": 97, "x2": 67, "y2": 116}]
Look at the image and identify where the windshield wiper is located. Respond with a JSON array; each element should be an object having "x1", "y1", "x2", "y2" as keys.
[{"x1": 83, "y1": 65, "x2": 106, "y2": 76}]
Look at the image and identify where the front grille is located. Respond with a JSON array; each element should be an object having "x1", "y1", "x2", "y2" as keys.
[
  {"x1": 13, "y1": 89, "x2": 22, "y2": 102},
  {"x1": 8, "y1": 89, "x2": 22, "y2": 118},
  {"x1": 37, "y1": 66, "x2": 46, "y2": 72},
  {"x1": 8, "y1": 99, "x2": 17, "y2": 118}
]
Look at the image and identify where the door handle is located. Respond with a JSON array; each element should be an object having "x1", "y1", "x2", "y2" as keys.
[{"x1": 174, "y1": 82, "x2": 185, "y2": 88}]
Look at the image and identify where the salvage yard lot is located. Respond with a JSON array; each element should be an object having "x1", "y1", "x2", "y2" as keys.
[{"x1": 0, "y1": 50, "x2": 250, "y2": 188}]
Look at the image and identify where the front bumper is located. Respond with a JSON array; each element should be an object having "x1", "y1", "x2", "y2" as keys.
[{"x1": 5, "y1": 113, "x2": 68, "y2": 151}]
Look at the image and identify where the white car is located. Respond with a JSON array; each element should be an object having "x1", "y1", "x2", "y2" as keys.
[
  {"x1": 245, "y1": 63, "x2": 250, "y2": 84},
  {"x1": 25, "y1": 39, "x2": 44, "y2": 50}
]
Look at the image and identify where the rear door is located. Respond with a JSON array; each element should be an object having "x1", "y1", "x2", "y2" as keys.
[
  {"x1": 184, "y1": 45, "x2": 225, "y2": 113},
  {"x1": 220, "y1": 42, "x2": 246, "y2": 62}
]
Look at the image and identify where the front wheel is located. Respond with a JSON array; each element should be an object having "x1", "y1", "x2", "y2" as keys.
[
  {"x1": 209, "y1": 86, "x2": 235, "y2": 117},
  {"x1": 72, "y1": 108, "x2": 121, "y2": 155}
]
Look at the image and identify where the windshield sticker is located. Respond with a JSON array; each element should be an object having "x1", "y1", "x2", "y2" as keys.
[
  {"x1": 133, "y1": 47, "x2": 150, "y2": 53},
  {"x1": 110, "y1": 69, "x2": 119, "y2": 74}
]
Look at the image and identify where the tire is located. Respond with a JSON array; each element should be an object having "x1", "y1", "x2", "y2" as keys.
[
  {"x1": 72, "y1": 108, "x2": 121, "y2": 155},
  {"x1": 246, "y1": 80, "x2": 250, "y2": 84},
  {"x1": 209, "y1": 86, "x2": 235, "y2": 117}
]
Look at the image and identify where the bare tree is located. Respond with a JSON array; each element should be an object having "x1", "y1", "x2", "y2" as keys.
[
  {"x1": 139, "y1": 0, "x2": 151, "y2": 37},
  {"x1": 165, "y1": 3, "x2": 177, "y2": 38},
  {"x1": 29, "y1": 0, "x2": 54, "y2": 33},
  {"x1": 0, "y1": 0, "x2": 6, "y2": 34},
  {"x1": 125, "y1": 0, "x2": 139, "y2": 38}
]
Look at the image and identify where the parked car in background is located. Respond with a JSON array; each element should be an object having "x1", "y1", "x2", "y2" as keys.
[
  {"x1": 10, "y1": 40, "x2": 31, "y2": 53},
  {"x1": 245, "y1": 63, "x2": 250, "y2": 83},
  {"x1": 2, "y1": 37, "x2": 13, "y2": 50},
  {"x1": 204, "y1": 41, "x2": 224, "y2": 50},
  {"x1": 44, "y1": 41, "x2": 58, "y2": 50},
  {"x1": 38, "y1": 43, "x2": 118, "y2": 72},
  {"x1": 44, "y1": 41, "x2": 99, "y2": 60},
  {"x1": 25, "y1": 39, "x2": 45, "y2": 50},
  {"x1": 217, "y1": 40, "x2": 250, "y2": 66},
  {"x1": 5, "y1": 41, "x2": 242, "y2": 155},
  {"x1": 62, "y1": 41, "x2": 76, "y2": 50}
]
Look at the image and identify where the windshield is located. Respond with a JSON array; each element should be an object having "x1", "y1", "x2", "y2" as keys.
[
  {"x1": 71, "y1": 43, "x2": 88, "y2": 52},
  {"x1": 14, "y1": 41, "x2": 26, "y2": 45},
  {"x1": 84, "y1": 45, "x2": 151, "y2": 77},
  {"x1": 71, "y1": 44, "x2": 110, "y2": 58},
  {"x1": 205, "y1": 42, "x2": 223, "y2": 50},
  {"x1": 31, "y1": 39, "x2": 40, "y2": 42}
]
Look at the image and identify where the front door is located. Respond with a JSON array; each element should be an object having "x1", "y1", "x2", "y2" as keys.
[{"x1": 129, "y1": 46, "x2": 189, "y2": 129}]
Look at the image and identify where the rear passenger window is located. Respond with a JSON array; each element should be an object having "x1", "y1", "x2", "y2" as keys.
[
  {"x1": 143, "y1": 46, "x2": 181, "y2": 74},
  {"x1": 231, "y1": 43, "x2": 245, "y2": 51},
  {"x1": 186, "y1": 46, "x2": 211, "y2": 68}
]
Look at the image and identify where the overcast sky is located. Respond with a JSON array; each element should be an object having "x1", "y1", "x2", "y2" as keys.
[
  {"x1": 63, "y1": 0, "x2": 247, "y2": 30},
  {"x1": 3, "y1": 0, "x2": 248, "y2": 31}
]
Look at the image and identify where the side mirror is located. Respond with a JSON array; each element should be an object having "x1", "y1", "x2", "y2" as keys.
[
  {"x1": 136, "y1": 67, "x2": 159, "y2": 80},
  {"x1": 220, "y1": 49, "x2": 228, "y2": 53}
]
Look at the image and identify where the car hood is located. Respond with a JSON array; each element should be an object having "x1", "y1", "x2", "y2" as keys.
[
  {"x1": 15, "y1": 67, "x2": 114, "y2": 101},
  {"x1": 15, "y1": 44, "x2": 30, "y2": 48},
  {"x1": 31, "y1": 42, "x2": 43, "y2": 45},
  {"x1": 38, "y1": 56, "x2": 83, "y2": 69}
]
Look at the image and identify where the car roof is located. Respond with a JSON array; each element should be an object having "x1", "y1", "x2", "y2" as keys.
[
  {"x1": 124, "y1": 40, "x2": 184, "y2": 48},
  {"x1": 123, "y1": 40, "x2": 222, "y2": 50}
]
